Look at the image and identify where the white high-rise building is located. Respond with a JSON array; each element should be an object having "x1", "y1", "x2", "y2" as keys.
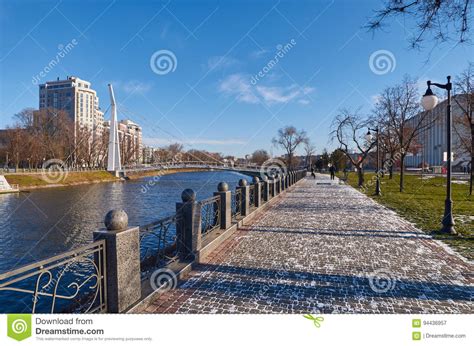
[{"x1": 38, "y1": 76, "x2": 104, "y2": 138}]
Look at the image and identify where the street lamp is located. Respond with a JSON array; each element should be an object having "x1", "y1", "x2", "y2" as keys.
[
  {"x1": 365, "y1": 127, "x2": 381, "y2": 196},
  {"x1": 421, "y1": 76, "x2": 456, "y2": 235}
]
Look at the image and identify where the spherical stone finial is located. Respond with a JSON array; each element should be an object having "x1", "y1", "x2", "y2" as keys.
[
  {"x1": 238, "y1": 178, "x2": 248, "y2": 187},
  {"x1": 262, "y1": 176, "x2": 268, "y2": 182},
  {"x1": 218, "y1": 182, "x2": 229, "y2": 192},
  {"x1": 181, "y1": 188, "x2": 196, "y2": 202},
  {"x1": 252, "y1": 176, "x2": 260, "y2": 184},
  {"x1": 104, "y1": 209, "x2": 128, "y2": 231}
]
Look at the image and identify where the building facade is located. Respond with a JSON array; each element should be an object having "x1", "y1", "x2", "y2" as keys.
[
  {"x1": 142, "y1": 146, "x2": 155, "y2": 164},
  {"x1": 104, "y1": 119, "x2": 143, "y2": 165},
  {"x1": 405, "y1": 96, "x2": 470, "y2": 170},
  {"x1": 38, "y1": 76, "x2": 104, "y2": 138}
]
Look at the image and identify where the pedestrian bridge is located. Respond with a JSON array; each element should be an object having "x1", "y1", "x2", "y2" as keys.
[{"x1": 123, "y1": 161, "x2": 279, "y2": 178}]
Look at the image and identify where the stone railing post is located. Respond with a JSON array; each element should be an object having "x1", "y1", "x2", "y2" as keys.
[
  {"x1": 285, "y1": 174, "x2": 290, "y2": 188},
  {"x1": 274, "y1": 174, "x2": 280, "y2": 194},
  {"x1": 270, "y1": 176, "x2": 277, "y2": 198},
  {"x1": 238, "y1": 179, "x2": 250, "y2": 216},
  {"x1": 262, "y1": 176, "x2": 270, "y2": 202},
  {"x1": 281, "y1": 174, "x2": 286, "y2": 191},
  {"x1": 214, "y1": 182, "x2": 231, "y2": 230},
  {"x1": 176, "y1": 189, "x2": 201, "y2": 260},
  {"x1": 93, "y1": 210, "x2": 141, "y2": 313},
  {"x1": 252, "y1": 176, "x2": 262, "y2": 207}
]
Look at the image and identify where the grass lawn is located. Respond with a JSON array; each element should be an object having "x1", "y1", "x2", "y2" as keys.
[
  {"x1": 5, "y1": 171, "x2": 118, "y2": 188},
  {"x1": 339, "y1": 172, "x2": 473, "y2": 261}
]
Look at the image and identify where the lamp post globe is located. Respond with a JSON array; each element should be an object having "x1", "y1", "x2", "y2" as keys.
[
  {"x1": 421, "y1": 82, "x2": 439, "y2": 111},
  {"x1": 365, "y1": 130, "x2": 373, "y2": 143}
]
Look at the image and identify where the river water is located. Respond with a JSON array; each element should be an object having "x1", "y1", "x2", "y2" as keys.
[{"x1": 0, "y1": 170, "x2": 250, "y2": 274}]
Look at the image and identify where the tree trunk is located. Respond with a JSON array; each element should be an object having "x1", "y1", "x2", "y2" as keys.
[
  {"x1": 399, "y1": 154, "x2": 406, "y2": 192},
  {"x1": 470, "y1": 123, "x2": 474, "y2": 195},
  {"x1": 357, "y1": 166, "x2": 364, "y2": 187}
]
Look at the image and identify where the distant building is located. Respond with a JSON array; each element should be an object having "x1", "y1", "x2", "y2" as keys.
[
  {"x1": 38, "y1": 76, "x2": 104, "y2": 138},
  {"x1": 405, "y1": 96, "x2": 470, "y2": 170},
  {"x1": 104, "y1": 119, "x2": 143, "y2": 165},
  {"x1": 142, "y1": 146, "x2": 155, "y2": 164}
]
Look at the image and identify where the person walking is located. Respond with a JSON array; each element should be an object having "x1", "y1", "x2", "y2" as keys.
[
  {"x1": 311, "y1": 166, "x2": 316, "y2": 179},
  {"x1": 329, "y1": 165, "x2": 336, "y2": 180}
]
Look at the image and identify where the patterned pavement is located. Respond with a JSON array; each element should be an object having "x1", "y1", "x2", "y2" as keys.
[{"x1": 137, "y1": 174, "x2": 473, "y2": 314}]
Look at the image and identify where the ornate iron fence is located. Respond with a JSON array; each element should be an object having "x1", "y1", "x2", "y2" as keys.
[
  {"x1": 199, "y1": 195, "x2": 221, "y2": 237},
  {"x1": 0, "y1": 240, "x2": 107, "y2": 313},
  {"x1": 249, "y1": 185, "x2": 255, "y2": 207},
  {"x1": 231, "y1": 188, "x2": 242, "y2": 219},
  {"x1": 139, "y1": 214, "x2": 180, "y2": 275}
]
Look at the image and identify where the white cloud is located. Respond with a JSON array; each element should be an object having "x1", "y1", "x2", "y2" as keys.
[
  {"x1": 219, "y1": 74, "x2": 315, "y2": 105},
  {"x1": 113, "y1": 80, "x2": 152, "y2": 94},
  {"x1": 250, "y1": 48, "x2": 269, "y2": 59},
  {"x1": 143, "y1": 137, "x2": 247, "y2": 146},
  {"x1": 256, "y1": 85, "x2": 300, "y2": 103},
  {"x1": 207, "y1": 56, "x2": 240, "y2": 71},
  {"x1": 219, "y1": 73, "x2": 259, "y2": 103}
]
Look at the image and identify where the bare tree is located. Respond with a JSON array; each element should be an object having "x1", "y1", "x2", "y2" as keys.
[
  {"x1": 454, "y1": 63, "x2": 474, "y2": 194},
  {"x1": 367, "y1": 0, "x2": 472, "y2": 48},
  {"x1": 331, "y1": 109, "x2": 376, "y2": 187},
  {"x1": 272, "y1": 126, "x2": 308, "y2": 169},
  {"x1": 303, "y1": 139, "x2": 316, "y2": 168},
  {"x1": 250, "y1": 149, "x2": 270, "y2": 166},
  {"x1": 375, "y1": 76, "x2": 434, "y2": 191}
]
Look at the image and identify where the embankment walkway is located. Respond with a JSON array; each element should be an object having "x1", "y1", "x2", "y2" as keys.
[{"x1": 137, "y1": 174, "x2": 473, "y2": 313}]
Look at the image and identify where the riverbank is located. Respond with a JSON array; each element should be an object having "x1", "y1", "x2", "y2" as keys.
[{"x1": 4, "y1": 168, "x2": 212, "y2": 190}]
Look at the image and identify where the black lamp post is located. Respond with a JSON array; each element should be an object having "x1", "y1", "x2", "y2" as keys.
[
  {"x1": 366, "y1": 127, "x2": 381, "y2": 196},
  {"x1": 421, "y1": 76, "x2": 456, "y2": 235}
]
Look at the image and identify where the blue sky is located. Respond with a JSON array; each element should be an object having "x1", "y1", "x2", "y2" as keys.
[{"x1": 1, "y1": 0, "x2": 472, "y2": 157}]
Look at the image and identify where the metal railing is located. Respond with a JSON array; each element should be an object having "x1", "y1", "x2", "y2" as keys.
[
  {"x1": 0, "y1": 240, "x2": 107, "y2": 313},
  {"x1": 199, "y1": 195, "x2": 221, "y2": 237},
  {"x1": 231, "y1": 189, "x2": 242, "y2": 219},
  {"x1": 139, "y1": 214, "x2": 180, "y2": 275}
]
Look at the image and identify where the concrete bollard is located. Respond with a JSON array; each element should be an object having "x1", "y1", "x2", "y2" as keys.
[
  {"x1": 176, "y1": 189, "x2": 201, "y2": 260},
  {"x1": 93, "y1": 209, "x2": 141, "y2": 313},
  {"x1": 238, "y1": 179, "x2": 250, "y2": 216},
  {"x1": 214, "y1": 182, "x2": 231, "y2": 230},
  {"x1": 252, "y1": 176, "x2": 262, "y2": 207}
]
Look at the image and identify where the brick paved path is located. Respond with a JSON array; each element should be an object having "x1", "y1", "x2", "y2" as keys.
[{"x1": 138, "y1": 174, "x2": 473, "y2": 314}]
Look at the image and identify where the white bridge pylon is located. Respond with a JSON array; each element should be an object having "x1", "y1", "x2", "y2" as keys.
[{"x1": 107, "y1": 84, "x2": 122, "y2": 172}]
